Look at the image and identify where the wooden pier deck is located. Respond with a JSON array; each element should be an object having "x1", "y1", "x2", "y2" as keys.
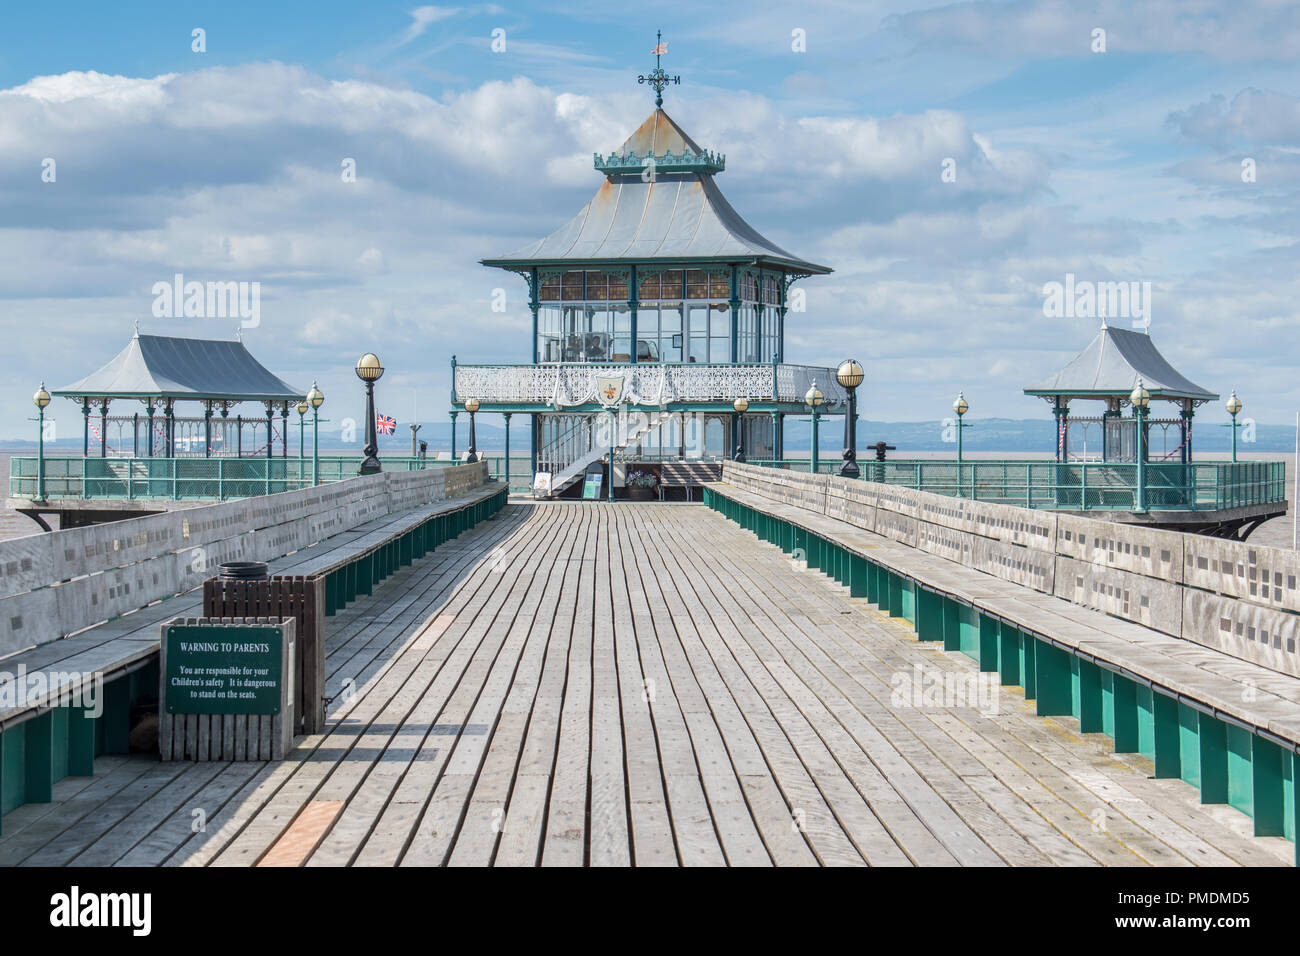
[{"x1": 0, "y1": 502, "x2": 1291, "y2": 867}]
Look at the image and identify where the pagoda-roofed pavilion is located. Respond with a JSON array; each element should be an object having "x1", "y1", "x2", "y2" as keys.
[
  {"x1": 1024, "y1": 324, "x2": 1218, "y2": 463},
  {"x1": 53, "y1": 330, "x2": 305, "y2": 459},
  {"x1": 459, "y1": 38, "x2": 847, "y2": 497}
]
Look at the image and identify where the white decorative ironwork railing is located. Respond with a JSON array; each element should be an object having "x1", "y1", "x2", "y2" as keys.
[{"x1": 453, "y1": 363, "x2": 847, "y2": 408}]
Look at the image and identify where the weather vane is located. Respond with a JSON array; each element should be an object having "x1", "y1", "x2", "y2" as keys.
[{"x1": 638, "y1": 30, "x2": 680, "y2": 108}]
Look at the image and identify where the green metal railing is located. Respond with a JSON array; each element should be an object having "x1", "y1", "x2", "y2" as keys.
[
  {"x1": 745, "y1": 458, "x2": 1288, "y2": 513},
  {"x1": 7, "y1": 456, "x2": 454, "y2": 502}
]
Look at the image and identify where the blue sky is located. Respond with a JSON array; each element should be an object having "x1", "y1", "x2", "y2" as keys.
[{"x1": 2, "y1": 0, "x2": 1299, "y2": 443}]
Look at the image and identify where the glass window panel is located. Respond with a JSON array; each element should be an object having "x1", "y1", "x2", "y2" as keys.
[
  {"x1": 686, "y1": 269, "x2": 709, "y2": 299},
  {"x1": 608, "y1": 275, "x2": 628, "y2": 300},
  {"x1": 538, "y1": 305, "x2": 564, "y2": 362},
  {"x1": 561, "y1": 271, "x2": 582, "y2": 300},
  {"x1": 660, "y1": 302, "x2": 683, "y2": 362},
  {"x1": 562, "y1": 305, "x2": 584, "y2": 361},
  {"x1": 710, "y1": 303, "x2": 730, "y2": 337},
  {"x1": 688, "y1": 303, "x2": 709, "y2": 334},
  {"x1": 710, "y1": 273, "x2": 731, "y2": 298},
  {"x1": 539, "y1": 276, "x2": 561, "y2": 301},
  {"x1": 636, "y1": 306, "x2": 659, "y2": 362},
  {"x1": 662, "y1": 270, "x2": 684, "y2": 298},
  {"x1": 638, "y1": 274, "x2": 660, "y2": 299},
  {"x1": 610, "y1": 304, "x2": 631, "y2": 362}
]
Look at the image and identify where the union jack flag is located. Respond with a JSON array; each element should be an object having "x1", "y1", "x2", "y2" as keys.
[
  {"x1": 651, "y1": 41, "x2": 667, "y2": 55},
  {"x1": 376, "y1": 414, "x2": 396, "y2": 435}
]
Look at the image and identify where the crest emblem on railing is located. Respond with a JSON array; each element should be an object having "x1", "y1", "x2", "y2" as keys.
[{"x1": 596, "y1": 375, "x2": 625, "y2": 408}]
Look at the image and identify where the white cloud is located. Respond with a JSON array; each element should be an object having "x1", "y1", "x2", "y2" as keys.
[
  {"x1": 400, "y1": 6, "x2": 460, "y2": 45},
  {"x1": 1, "y1": 60, "x2": 1298, "y2": 432}
]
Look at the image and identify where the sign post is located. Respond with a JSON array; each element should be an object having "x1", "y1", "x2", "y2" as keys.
[{"x1": 160, "y1": 617, "x2": 295, "y2": 761}]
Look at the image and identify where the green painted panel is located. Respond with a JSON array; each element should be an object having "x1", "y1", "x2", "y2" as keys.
[
  {"x1": 1101, "y1": 670, "x2": 1115, "y2": 737},
  {"x1": 850, "y1": 555, "x2": 869, "y2": 598},
  {"x1": 916, "y1": 589, "x2": 942, "y2": 642},
  {"x1": 1178, "y1": 704, "x2": 1201, "y2": 790},
  {"x1": 900, "y1": 579, "x2": 916, "y2": 626},
  {"x1": 1111, "y1": 674, "x2": 1140, "y2": 753},
  {"x1": 23, "y1": 711, "x2": 53, "y2": 804},
  {"x1": 958, "y1": 605, "x2": 978, "y2": 659},
  {"x1": 942, "y1": 598, "x2": 960, "y2": 652},
  {"x1": 1077, "y1": 660, "x2": 1103, "y2": 734},
  {"x1": 50, "y1": 706, "x2": 69, "y2": 784},
  {"x1": 977, "y1": 615, "x2": 999, "y2": 673},
  {"x1": 1070, "y1": 656, "x2": 1082, "y2": 720},
  {"x1": 1285, "y1": 752, "x2": 1296, "y2": 845},
  {"x1": 1021, "y1": 633, "x2": 1037, "y2": 700},
  {"x1": 1034, "y1": 640, "x2": 1071, "y2": 716},
  {"x1": 68, "y1": 706, "x2": 96, "y2": 777},
  {"x1": 999, "y1": 623, "x2": 1021, "y2": 687},
  {"x1": 1227, "y1": 724, "x2": 1253, "y2": 817},
  {"x1": 1152, "y1": 692, "x2": 1181, "y2": 779},
  {"x1": 1, "y1": 727, "x2": 24, "y2": 815},
  {"x1": 1198, "y1": 713, "x2": 1229, "y2": 805},
  {"x1": 1252, "y1": 736, "x2": 1285, "y2": 838},
  {"x1": 1136, "y1": 685, "x2": 1155, "y2": 760}
]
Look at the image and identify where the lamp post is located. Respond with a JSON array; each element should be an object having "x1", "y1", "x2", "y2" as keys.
[
  {"x1": 307, "y1": 382, "x2": 324, "y2": 486},
  {"x1": 953, "y1": 392, "x2": 970, "y2": 496},
  {"x1": 732, "y1": 397, "x2": 749, "y2": 462},
  {"x1": 837, "y1": 359, "x2": 864, "y2": 478},
  {"x1": 33, "y1": 383, "x2": 50, "y2": 500},
  {"x1": 805, "y1": 381, "x2": 824, "y2": 473},
  {"x1": 464, "y1": 398, "x2": 481, "y2": 463},
  {"x1": 1225, "y1": 390, "x2": 1242, "y2": 463},
  {"x1": 356, "y1": 353, "x2": 384, "y2": 474},
  {"x1": 296, "y1": 399, "x2": 308, "y2": 483},
  {"x1": 1131, "y1": 378, "x2": 1150, "y2": 513}
]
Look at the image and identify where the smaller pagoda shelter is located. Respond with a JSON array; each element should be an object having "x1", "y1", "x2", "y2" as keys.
[
  {"x1": 52, "y1": 331, "x2": 304, "y2": 459},
  {"x1": 1024, "y1": 324, "x2": 1218, "y2": 463}
]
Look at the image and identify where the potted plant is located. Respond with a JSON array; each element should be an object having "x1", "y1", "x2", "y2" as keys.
[{"x1": 624, "y1": 468, "x2": 659, "y2": 501}]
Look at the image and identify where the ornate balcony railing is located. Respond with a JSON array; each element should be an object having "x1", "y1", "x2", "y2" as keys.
[{"x1": 452, "y1": 363, "x2": 848, "y2": 408}]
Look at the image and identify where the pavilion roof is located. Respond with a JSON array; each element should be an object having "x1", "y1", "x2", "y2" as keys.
[
  {"x1": 52, "y1": 333, "x2": 303, "y2": 404},
  {"x1": 1024, "y1": 325, "x2": 1218, "y2": 403},
  {"x1": 482, "y1": 108, "x2": 831, "y2": 275}
]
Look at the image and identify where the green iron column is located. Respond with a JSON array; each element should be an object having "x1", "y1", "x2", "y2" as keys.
[
  {"x1": 529, "y1": 268, "x2": 540, "y2": 365},
  {"x1": 503, "y1": 412, "x2": 511, "y2": 489},
  {"x1": 99, "y1": 399, "x2": 109, "y2": 458},
  {"x1": 628, "y1": 264, "x2": 638, "y2": 364},
  {"x1": 729, "y1": 265, "x2": 740, "y2": 364},
  {"x1": 204, "y1": 400, "x2": 213, "y2": 458},
  {"x1": 811, "y1": 408, "x2": 820, "y2": 473}
]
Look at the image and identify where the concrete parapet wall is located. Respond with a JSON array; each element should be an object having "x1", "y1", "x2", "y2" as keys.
[
  {"x1": 0, "y1": 462, "x2": 489, "y2": 657},
  {"x1": 722, "y1": 461, "x2": 1300, "y2": 677}
]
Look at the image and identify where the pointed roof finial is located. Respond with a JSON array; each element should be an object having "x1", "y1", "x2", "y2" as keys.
[
  {"x1": 134, "y1": 319, "x2": 140, "y2": 336},
  {"x1": 638, "y1": 30, "x2": 680, "y2": 108}
]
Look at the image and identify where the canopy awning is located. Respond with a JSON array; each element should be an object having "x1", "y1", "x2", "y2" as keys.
[
  {"x1": 483, "y1": 108, "x2": 831, "y2": 275},
  {"x1": 53, "y1": 333, "x2": 303, "y2": 403},
  {"x1": 1024, "y1": 326, "x2": 1217, "y2": 404}
]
